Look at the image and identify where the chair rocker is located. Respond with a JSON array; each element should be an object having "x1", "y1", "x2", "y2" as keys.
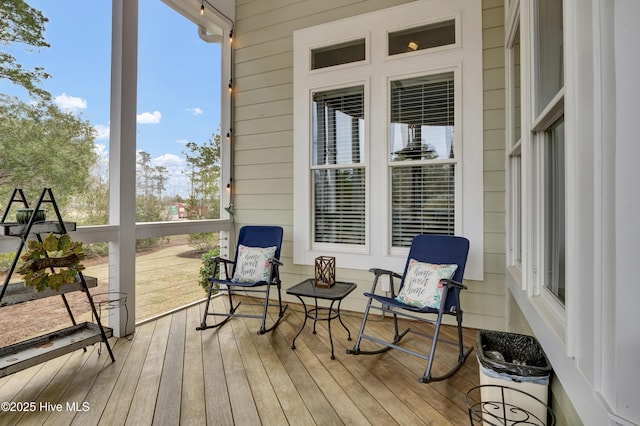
[
  {"x1": 197, "y1": 225, "x2": 288, "y2": 335},
  {"x1": 347, "y1": 234, "x2": 473, "y2": 383}
]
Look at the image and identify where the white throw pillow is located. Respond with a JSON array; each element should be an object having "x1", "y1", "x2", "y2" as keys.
[
  {"x1": 231, "y1": 245, "x2": 277, "y2": 284},
  {"x1": 395, "y1": 259, "x2": 458, "y2": 309}
]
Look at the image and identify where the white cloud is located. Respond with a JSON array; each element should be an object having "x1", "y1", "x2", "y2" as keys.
[
  {"x1": 94, "y1": 143, "x2": 108, "y2": 160},
  {"x1": 153, "y1": 153, "x2": 184, "y2": 169},
  {"x1": 88, "y1": 150, "x2": 192, "y2": 198},
  {"x1": 137, "y1": 110, "x2": 162, "y2": 124},
  {"x1": 176, "y1": 138, "x2": 189, "y2": 145},
  {"x1": 187, "y1": 107, "x2": 203, "y2": 116},
  {"x1": 94, "y1": 124, "x2": 110, "y2": 140},
  {"x1": 54, "y1": 92, "x2": 87, "y2": 113}
]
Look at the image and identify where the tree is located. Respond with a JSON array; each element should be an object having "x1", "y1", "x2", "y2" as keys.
[
  {"x1": 182, "y1": 131, "x2": 221, "y2": 219},
  {"x1": 0, "y1": 94, "x2": 97, "y2": 213},
  {"x1": 135, "y1": 150, "x2": 168, "y2": 223},
  {"x1": 153, "y1": 165, "x2": 168, "y2": 201},
  {"x1": 182, "y1": 132, "x2": 221, "y2": 252},
  {"x1": 0, "y1": 0, "x2": 51, "y2": 101}
]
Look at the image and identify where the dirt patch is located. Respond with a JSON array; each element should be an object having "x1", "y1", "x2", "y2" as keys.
[{"x1": 177, "y1": 249, "x2": 207, "y2": 259}]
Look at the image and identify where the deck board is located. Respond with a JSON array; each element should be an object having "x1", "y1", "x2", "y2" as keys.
[
  {"x1": 0, "y1": 296, "x2": 480, "y2": 425},
  {"x1": 153, "y1": 309, "x2": 186, "y2": 425},
  {"x1": 179, "y1": 304, "x2": 206, "y2": 424}
]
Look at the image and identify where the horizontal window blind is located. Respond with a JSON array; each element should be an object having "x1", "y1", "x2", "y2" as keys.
[
  {"x1": 313, "y1": 87, "x2": 364, "y2": 166},
  {"x1": 390, "y1": 78, "x2": 454, "y2": 126},
  {"x1": 391, "y1": 164, "x2": 455, "y2": 246},
  {"x1": 390, "y1": 73, "x2": 454, "y2": 162},
  {"x1": 314, "y1": 168, "x2": 366, "y2": 244}
]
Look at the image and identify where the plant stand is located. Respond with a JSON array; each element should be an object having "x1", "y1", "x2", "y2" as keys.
[{"x1": 0, "y1": 188, "x2": 115, "y2": 378}]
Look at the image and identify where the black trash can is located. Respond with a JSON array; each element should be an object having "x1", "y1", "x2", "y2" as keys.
[{"x1": 474, "y1": 330, "x2": 553, "y2": 425}]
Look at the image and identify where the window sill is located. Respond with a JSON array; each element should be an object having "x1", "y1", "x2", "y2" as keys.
[{"x1": 506, "y1": 266, "x2": 567, "y2": 352}]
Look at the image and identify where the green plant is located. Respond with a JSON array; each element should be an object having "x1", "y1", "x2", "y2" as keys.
[
  {"x1": 0, "y1": 252, "x2": 19, "y2": 273},
  {"x1": 83, "y1": 242, "x2": 109, "y2": 258},
  {"x1": 188, "y1": 232, "x2": 217, "y2": 252},
  {"x1": 136, "y1": 237, "x2": 161, "y2": 251},
  {"x1": 199, "y1": 247, "x2": 221, "y2": 292}
]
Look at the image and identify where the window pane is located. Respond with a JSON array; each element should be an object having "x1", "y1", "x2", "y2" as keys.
[
  {"x1": 388, "y1": 20, "x2": 455, "y2": 55},
  {"x1": 313, "y1": 168, "x2": 366, "y2": 245},
  {"x1": 311, "y1": 39, "x2": 366, "y2": 70},
  {"x1": 391, "y1": 164, "x2": 455, "y2": 247},
  {"x1": 509, "y1": 155, "x2": 522, "y2": 263},
  {"x1": 535, "y1": 0, "x2": 563, "y2": 114},
  {"x1": 513, "y1": 28, "x2": 521, "y2": 144},
  {"x1": 390, "y1": 73, "x2": 454, "y2": 161},
  {"x1": 312, "y1": 87, "x2": 364, "y2": 165},
  {"x1": 543, "y1": 118, "x2": 565, "y2": 304}
]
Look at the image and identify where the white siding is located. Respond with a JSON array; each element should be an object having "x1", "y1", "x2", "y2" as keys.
[{"x1": 232, "y1": 0, "x2": 506, "y2": 324}]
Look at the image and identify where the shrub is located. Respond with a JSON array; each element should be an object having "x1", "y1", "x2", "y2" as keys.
[
  {"x1": 199, "y1": 247, "x2": 221, "y2": 292},
  {"x1": 0, "y1": 252, "x2": 19, "y2": 273},
  {"x1": 188, "y1": 232, "x2": 217, "y2": 252},
  {"x1": 83, "y1": 242, "x2": 109, "y2": 258}
]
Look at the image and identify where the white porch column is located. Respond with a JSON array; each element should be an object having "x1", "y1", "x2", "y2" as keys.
[{"x1": 109, "y1": 0, "x2": 138, "y2": 337}]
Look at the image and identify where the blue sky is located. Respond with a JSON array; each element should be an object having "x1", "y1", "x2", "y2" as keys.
[{"x1": 1, "y1": 0, "x2": 221, "y2": 197}]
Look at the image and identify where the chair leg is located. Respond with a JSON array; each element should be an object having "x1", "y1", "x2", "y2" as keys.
[
  {"x1": 257, "y1": 281, "x2": 288, "y2": 335},
  {"x1": 348, "y1": 298, "x2": 411, "y2": 355},
  {"x1": 419, "y1": 310, "x2": 473, "y2": 383},
  {"x1": 196, "y1": 285, "x2": 240, "y2": 331},
  {"x1": 347, "y1": 296, "x2": 373, "y2": 354}
]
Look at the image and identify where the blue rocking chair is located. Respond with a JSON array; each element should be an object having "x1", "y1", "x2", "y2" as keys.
[
  {"x1": 197, "y1": 226, "x2": 288, "y2": 334},
  {"x1": 348, "y1": 234, "x2": 473, "y2": 383}
]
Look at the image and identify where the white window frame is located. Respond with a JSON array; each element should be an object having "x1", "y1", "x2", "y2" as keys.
[
  {"x1": 293, "y1": 0, "x2": 483, "y2": 279},
  {"x1": 386, "y1": 68, "x2": 462, "y2": 256},
  {"x1": 506, "y1": 2, "x2": 522, "y2": 271},
  {"x1": 507, "y1": 0, "x2": 568, "y2": 343},
  {"x1": 309, "y1": 81, "x2": 370, "y2": 254}
]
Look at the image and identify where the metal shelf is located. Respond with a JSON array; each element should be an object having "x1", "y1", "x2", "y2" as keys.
[
  {"x1": 0, "y1": 276, "x2": 98, "y2": 307},
  {"x1": 1, "y1": 221, "x2": 77, "y2": 237},
  {"x1": 0, "y1": 322, "x2": 113, "y2": 378}
]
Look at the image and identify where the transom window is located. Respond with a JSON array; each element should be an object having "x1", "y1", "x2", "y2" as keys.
[
  {"x1": 388, "y1": 20, "x2": 456, "y2": 56},
  {"x1": 311, "y1": 39, "x2": 366, "y2": 70}
]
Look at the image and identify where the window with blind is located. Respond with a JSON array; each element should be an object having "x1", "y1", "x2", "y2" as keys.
[
  {"x1": 389, "y1": 73, "x2": 456, "y2": 247},
  {"x1": 293, "y1": 1, "x2": 482, "y2": 277},
  {"x1": 312, "y1": 86, "x2": 366, "y2": 245}
]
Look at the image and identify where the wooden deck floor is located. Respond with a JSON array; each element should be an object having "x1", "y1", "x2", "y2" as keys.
[{"x1": 0, "y1": 296, "x2": 480, "y2": 425}]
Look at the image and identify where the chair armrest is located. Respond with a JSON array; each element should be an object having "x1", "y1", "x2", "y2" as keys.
[
  {"x1": 367, "y1": 268, "x2": 402, "y2": 296},
  {"x1": 368, "y1": 268, "x2": 402, "y2": 279},
  {"x1": 441, "y1": 278, "x2": 467, "y2": 290},
  {"x1": 268, "y1": 257, "x2": 283, "y2": 267},
  {"x1": 211, "y1": 257, "x2": 235, "y2": 281}
]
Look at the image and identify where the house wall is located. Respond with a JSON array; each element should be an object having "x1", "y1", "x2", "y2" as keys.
[
  {"x1": 233, "y1": 0, "x2": 507, "y2": 330},
  {"x1": 231, "y1": 0, "x2": 587, "y2": 422}
]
